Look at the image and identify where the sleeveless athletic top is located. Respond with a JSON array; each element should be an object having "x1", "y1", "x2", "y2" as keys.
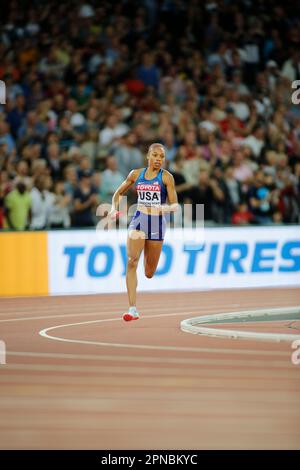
[{"x1": 135, "y1": 168, "x2": 167, "y2": 207}]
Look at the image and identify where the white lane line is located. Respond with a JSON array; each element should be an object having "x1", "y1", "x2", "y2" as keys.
[
  {"x1": 0, "y1": 305, "x2": 244, "y2": 324},
  {"x1": 1, "y1": 357, "x2": 293, "y2": 373},
  {"x1": 0, "y1": 306, "x2": 205, "y2": 323},
  {"x1": 38, "y1": 308, "x2": 300, "y2": 353},
  {"x1": 0, "y1": 300, "x2": 198, "y2": 316},
  {"x1": 181, "y1": 307, "x2": 300, "y2": 343},
  {"x1": 0, "y1": 301, "x2": 296, "y2": 323},
  {"x1": 6, "y1": 348, "x2": 288, "y2": 361}
]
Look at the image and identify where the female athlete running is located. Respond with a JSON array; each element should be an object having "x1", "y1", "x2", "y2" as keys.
[{"x1": 109, "y1": 143, "x2": 178, "y2": 321}]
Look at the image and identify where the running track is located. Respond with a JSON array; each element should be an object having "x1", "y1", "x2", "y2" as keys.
[{"x1": 0, "y1": 287, "x2": 299, "y2": 449}]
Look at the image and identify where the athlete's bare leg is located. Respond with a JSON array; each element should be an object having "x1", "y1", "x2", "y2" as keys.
[
  {"x1": 143, "y1": 240, "x2": 164, "y2": 278},
  {"x1": 126, "y1": 230, "x2": 145, "y2": 308}
]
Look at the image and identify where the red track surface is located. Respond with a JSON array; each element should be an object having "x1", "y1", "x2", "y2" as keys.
[{"x1": 0, "y1": 287, "x2": 299, "y2": 449}]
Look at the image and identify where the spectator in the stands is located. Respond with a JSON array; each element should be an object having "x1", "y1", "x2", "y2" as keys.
[
  {"x1": 100, "y1": 156, "x2": 124, "y2": 203},
  {"x1": 48, "y1": 180, "x2": 71, "y2": 228},
  {"x1": 72, "y1": 171, "x2": 99, "y2": 227},
  {"x1": 4, "y1": 182, "x2": 31, "y2": 230},
  {"x1": 30, "y1": 175, "x2": 53, "y2": 230}
]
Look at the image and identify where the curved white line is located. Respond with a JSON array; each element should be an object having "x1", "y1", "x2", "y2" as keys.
[
  {"x1": 39, "y1": 306, "x2": 300, "y2": 352},
  {"x1": 39, "y1": 311, "x2": 216, "y2": 353},
  {"x1": 181, "y1": 306, "x2": 300, "y2": 343}
]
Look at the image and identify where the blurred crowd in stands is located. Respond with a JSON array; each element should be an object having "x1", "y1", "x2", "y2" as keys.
[{"x1": 0, "y1": 0, "x2": 300, "y2": 230}]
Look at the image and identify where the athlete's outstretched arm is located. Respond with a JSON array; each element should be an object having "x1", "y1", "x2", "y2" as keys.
[{"x1": 110, "y1": 169, "x2": 138, "y2": 214}]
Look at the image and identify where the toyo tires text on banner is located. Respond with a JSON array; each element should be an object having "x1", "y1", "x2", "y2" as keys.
[{"x1": 48, "y1": 226, "x2": 300, "y2": 295}]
